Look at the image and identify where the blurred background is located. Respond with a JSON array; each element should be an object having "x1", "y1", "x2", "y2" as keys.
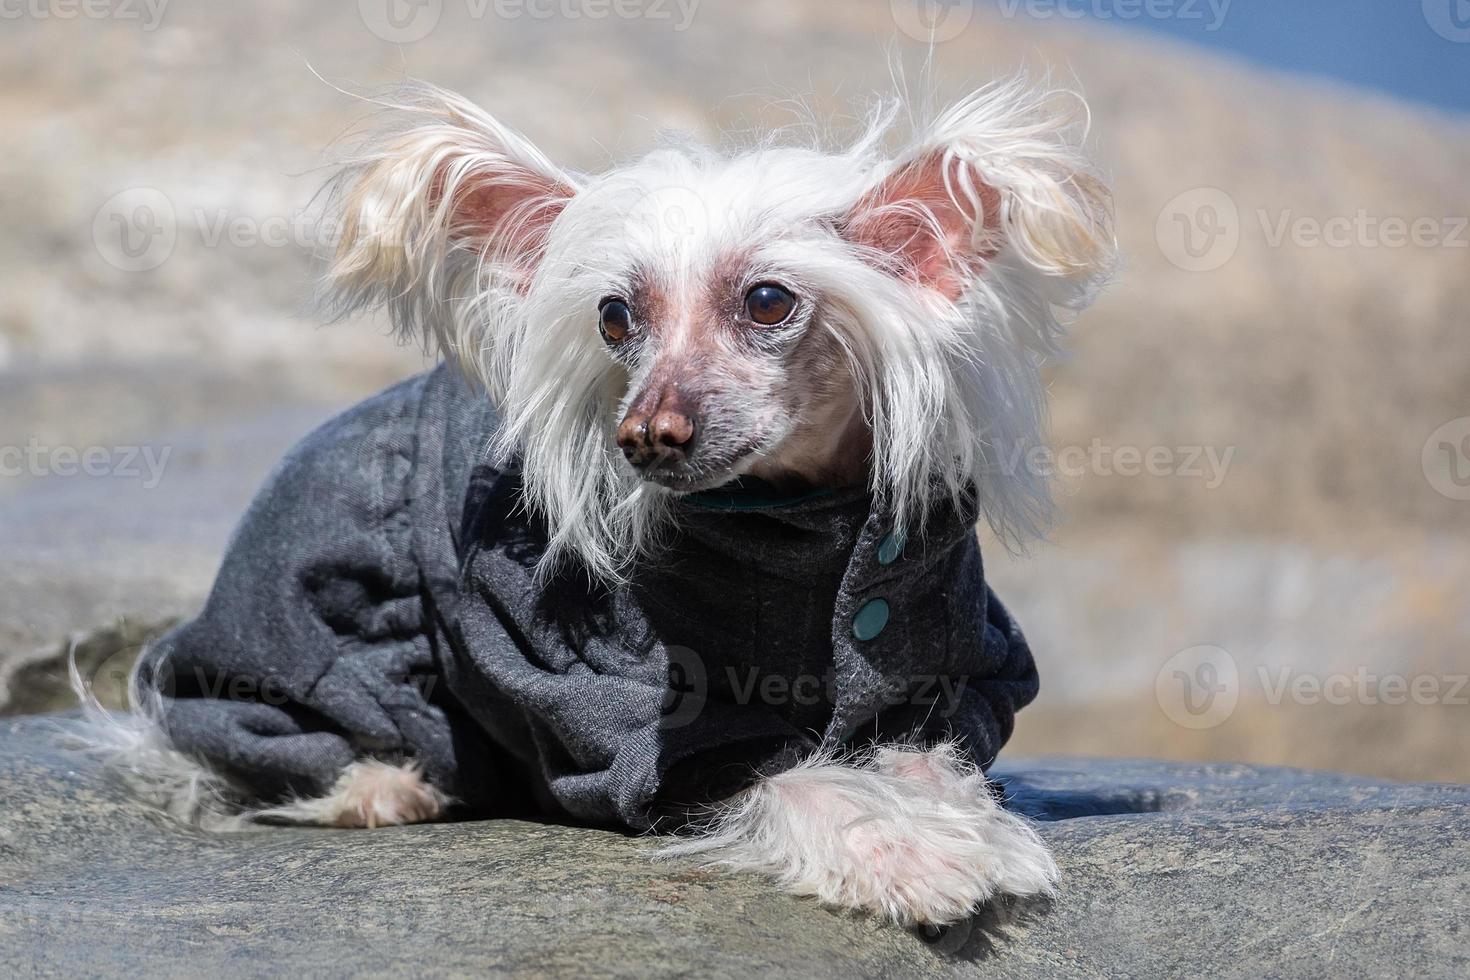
[{"x1": 1, "y1": 0, "x2": 1466, "y2": 781}]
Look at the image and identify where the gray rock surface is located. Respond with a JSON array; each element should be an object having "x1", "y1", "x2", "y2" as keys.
[
  {"x1": 0, "y1": 619, "x2": 175, "y2": 717},
  {"x1": 2, "y1": 714, "x2": 1466, "y2": 978}
]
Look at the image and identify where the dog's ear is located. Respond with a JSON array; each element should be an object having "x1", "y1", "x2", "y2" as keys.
[
  {"x1": 843, "y1": 149, "x2": 1003, "y2": 301},
  {"x1": 321, "y1": 84, "x2": 578, "y2": 350},
  {"x1": 843, "y1": 83, "x2": 1114, "y2": 301}
]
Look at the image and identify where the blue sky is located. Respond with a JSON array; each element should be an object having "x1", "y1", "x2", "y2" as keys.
[{"x1": 996, "y1": 0, "x2": 1470, "y2": 114}]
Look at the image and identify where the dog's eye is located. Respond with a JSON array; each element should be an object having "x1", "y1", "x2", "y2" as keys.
[
  {"x1": 599, "y1": 298, "x2": 632, "y2": 344},
  {"x1": 745, "y1": 284, "x2": 796, "y2": 326}
]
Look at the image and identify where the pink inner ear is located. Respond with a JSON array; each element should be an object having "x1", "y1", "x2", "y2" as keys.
[
  {"x1": 845, "y1": 152, "x2": 1002, "y2": 301},
  {"x1": 436, "y1": 168, "x2": 570, "y2": 289}
]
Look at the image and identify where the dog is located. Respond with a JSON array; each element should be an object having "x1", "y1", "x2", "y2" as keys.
[{"x1": 76, "y1": 76, "x2": 1115, "y2": 928}]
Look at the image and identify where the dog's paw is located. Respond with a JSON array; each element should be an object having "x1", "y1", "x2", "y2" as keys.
[
  {"x1": 659, "y1": 749, "x2": 1057, "y2": 926},
  {"x1": 872, "y1": 740, "x2": 976, "y2": 794},
  {"x1": 258, "y1": 759, "x2": 452, "y2": 829},
  {"x1": 330, "y1": 760, "x2": 451, "y2": 828}
]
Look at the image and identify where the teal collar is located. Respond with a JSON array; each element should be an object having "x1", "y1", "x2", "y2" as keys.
[{"x1": 682, "y1": 476, "x2": 842, "y2": 512}]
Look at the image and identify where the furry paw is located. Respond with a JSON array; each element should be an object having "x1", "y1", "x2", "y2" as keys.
[
  {"x1": 327, "y1": 760, "x2": 451, "y2": 828},
  {"x1": 260, "y1": 759, "x2": 452, "y2": 829},
  {"x1": 873, "y1": 740, "x2": 977, "y2": 794},
  {"x1": 659, "y1": 745, "x2": 1057, "y2": 926}
]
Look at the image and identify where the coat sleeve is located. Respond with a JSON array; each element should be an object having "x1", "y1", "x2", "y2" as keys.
[
  {"x1": 134, "y1": 373, "x2": 459, "y2": 803},
  {"x1": 860, "y1": 566, "x2": 1040, "y2": 772},
  {"x1": 939, "y1": 584, "x2": 1040, "y2": 769}
]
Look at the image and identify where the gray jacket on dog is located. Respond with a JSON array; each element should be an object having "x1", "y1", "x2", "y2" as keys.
[{"x1": 136, "y1": 364, "x2": 1039, "y2": 829}]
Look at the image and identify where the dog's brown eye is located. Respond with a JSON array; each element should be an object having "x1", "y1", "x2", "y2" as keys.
[
  {"x1": 745, "y1": 284, "x2": 796, "y2": 326},
  {"x1": 599, "y1": 298, "x2": 632, "y2": 344}
]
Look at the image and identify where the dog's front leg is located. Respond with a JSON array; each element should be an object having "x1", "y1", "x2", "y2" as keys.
[{"x1": 659, "y1": 743, "x2": 1057, "y2": 926}]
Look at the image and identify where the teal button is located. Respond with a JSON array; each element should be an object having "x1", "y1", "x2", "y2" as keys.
[
  {"x1": 877, "y1": 530, "x2": 905, "y2": 565},
  {"x1": 852, "y1": 599, "x2": 890, "y2": 641}
]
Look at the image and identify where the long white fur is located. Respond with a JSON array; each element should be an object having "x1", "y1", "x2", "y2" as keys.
[
  {"x1": 322, "y1": 75, "x2": 1116, "y2": 582},
  {"x1": 65, "y1": 651, "x2": 257, "y2": 831},
  {"x1": 658, "y1": 742, "x2": 1058, "y2": 926}
]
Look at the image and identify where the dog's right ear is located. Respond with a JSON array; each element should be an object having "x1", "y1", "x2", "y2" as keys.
[{"x1": 321, "y1": 84, "x2": 579, "y2": 357}]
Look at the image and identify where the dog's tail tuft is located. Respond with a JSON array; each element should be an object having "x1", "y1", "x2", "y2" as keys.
[{"x1": 62, "y1": 647, "x2": 255, "y2": 832}]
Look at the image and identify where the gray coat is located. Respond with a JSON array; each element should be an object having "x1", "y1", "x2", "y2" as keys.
[{"x1": 136, "y1": 364, "x2": 1039, "y2": 829}]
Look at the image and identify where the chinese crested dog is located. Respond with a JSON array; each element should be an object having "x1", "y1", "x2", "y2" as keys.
[{"x1": 78, "y1": 75, "x2": 1115, "y2": 928}]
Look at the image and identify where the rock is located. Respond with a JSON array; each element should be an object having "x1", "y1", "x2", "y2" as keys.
[
  {"x1": 0, "y1": 618, "x2": 176, "y2": 716},
  {"x1": 2, "y1": 715, "x2": 1466, "y2": 977}
]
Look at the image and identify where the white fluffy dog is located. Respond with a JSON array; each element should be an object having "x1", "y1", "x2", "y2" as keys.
[{"x1": 78, "y1": 75, "x2": 1114, "y2": 928}]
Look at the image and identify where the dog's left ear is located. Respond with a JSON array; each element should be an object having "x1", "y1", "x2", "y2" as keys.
[{"x1": 843, "y1": 84, "x2": 1114, "y2": 301}]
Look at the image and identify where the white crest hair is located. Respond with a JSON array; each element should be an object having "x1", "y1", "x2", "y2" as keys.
[{"x1": 322, "y1": 76, "x2": 1116, "y2": 582}]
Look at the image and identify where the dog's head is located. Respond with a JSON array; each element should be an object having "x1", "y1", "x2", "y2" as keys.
[{"x1": 324, "y1": 79, "x2": 1115, "y2": 580}]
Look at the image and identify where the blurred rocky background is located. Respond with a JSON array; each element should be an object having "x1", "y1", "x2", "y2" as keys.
[{"x1": 2, "y1": 0, "x2": 1466, "y2": 781}]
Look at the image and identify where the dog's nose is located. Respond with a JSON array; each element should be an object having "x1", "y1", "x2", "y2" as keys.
[
  {"x1": 618, "y1": 402, "x2": 696, "y2": 468},
  {"x1": 650, "y1": 408, "x2": 695, "y2": 450}
]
